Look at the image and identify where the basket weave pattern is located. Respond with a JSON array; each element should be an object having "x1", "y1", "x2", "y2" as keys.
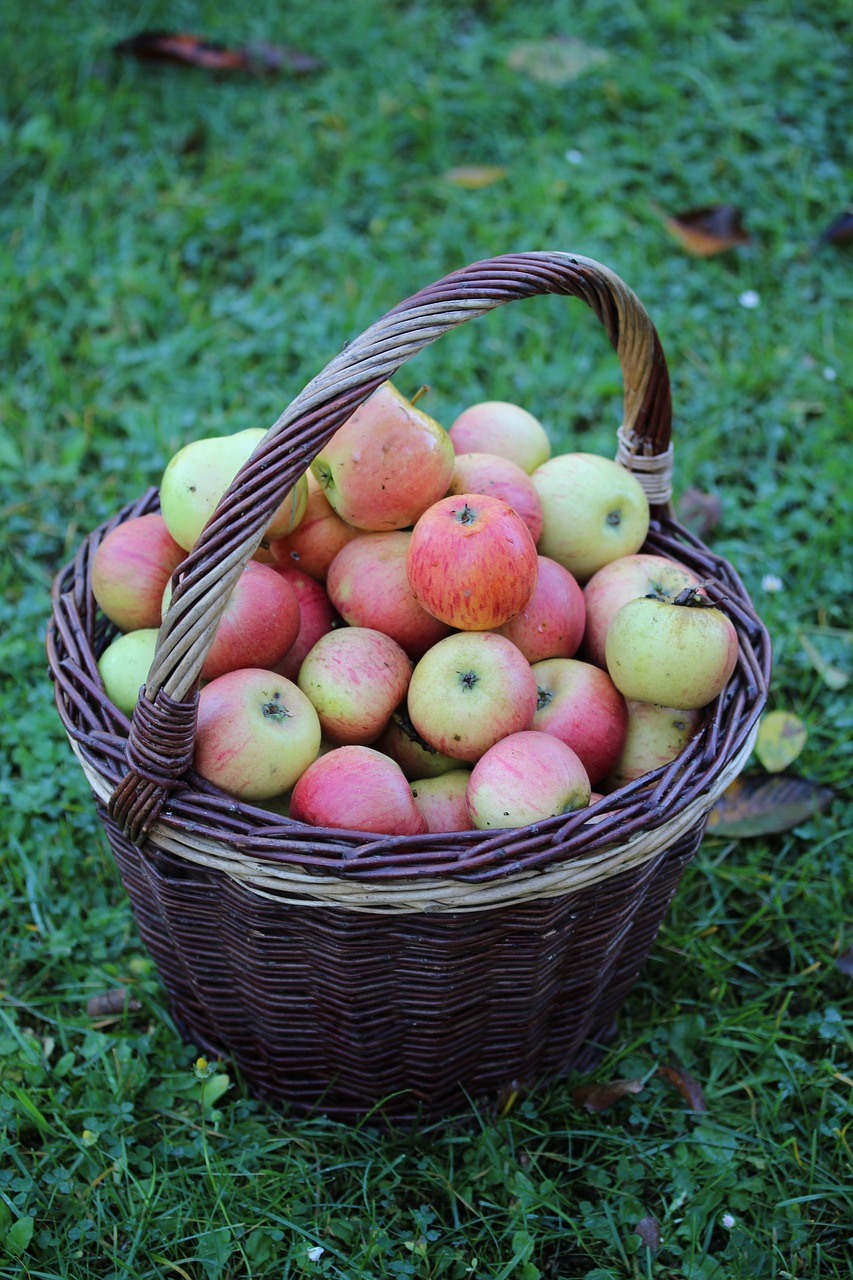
[{"x1": 48, "y1": 253, "x2": 771, "y2": 1120}]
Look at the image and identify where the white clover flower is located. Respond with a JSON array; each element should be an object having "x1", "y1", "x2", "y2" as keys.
[
  {"x1": 761, "y1": 573, "x2": 783, "y2": 592},
  {"x1": 564, "y1": 149, "x2": 583, "y2": 164},
  {"x1": 823, "y1": 366, "x2": 837, "y2": 382},
  {"x1": 738, "y1": 290, "x2": 760, "y2": 309},
  {"x1": 721, "y1": 1212, "x2": 736, "y2": 1229},
  {"x1": 307, "y1": 1246, "x2": 325, "y2": 1263}
]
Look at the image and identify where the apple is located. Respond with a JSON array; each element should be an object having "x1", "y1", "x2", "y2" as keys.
[
  {"x1": 163, "y1": 560, "x2": 301, "y2": 681},
  {"x1": 373, "y1": 707, "x2": 461, "y2": 780},
  {"x1": 605, "y1": 591, "x2": 739, "y2": 709},
  {"x1": 267, "y1": 469, "x2": 360, "y2": 582},
  {"x1": 160, "y1": 428, "x2": 308, "y2": 551},
  {"x1": 532, "y1": 453, "x2": 650, "y2": 582},
  {"x1": 326, "y1": 531, "x2": 452, "y2": 660},
  {"x1": 449, "y1": 401, "x2": 551, "y2": 473},
  {"x1": 531, "y1": 657, "x2": 628, "y2": 786},
  {"x1": 466, "y1": 730, "x2": 590, "y2": 829},
  {"x1": 269, "y1": 566, "x2": 336, "y2": 683},
  {"x1": 193, "y1": 668, "x2": 321, "y2": 800},
  {"x1": 297, "y1": 626, "x2": 412, "y2": 745},
  {"x1": 97, "y1": 628, "x2": 159, "y2": 716},
  {"x1": 602, "y1": 700, "x2": 704, "y2": 790},
  {"x1": 495, "y1": 555, "x2": 586, "y2": 663},
  {"x1": 407, "y1": 631, "x2": 538, "y2": 763},
  {"x1": 448, "y1": 452, "x2": 543, "y2": 542},
  {"x1": 582, "y1": 553, "x2": 702, "y2": 669},
  {"x1": 310, "y1": 381, "x2": 455, "y2": 531},
  {"x1": 406, "y1": 493, "x2": 538, "y2": 630},
  {"x1": 91, "y1": 514, "x2": 185, "y2": 632},
  {"x1": 410, "y1": 770, "x2": 473, "y2": 832},
  {"x1": 290, "y1": 746, "x2": 428, "y2": 835}
]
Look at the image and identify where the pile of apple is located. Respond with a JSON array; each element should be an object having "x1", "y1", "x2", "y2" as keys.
[{"x1": 93, "y1": 384, "x2": 739, "y2": 836}]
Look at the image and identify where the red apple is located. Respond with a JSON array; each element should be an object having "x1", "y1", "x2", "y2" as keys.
[
  {"x1": 193, "y1": 668, "x2": 322, "y2": 800},
  {"x1": 449, "y1": 401, "x2": 551, "y2": 473},
  {"x1": 290, "y1": 746, "x2": 428, "y2": 835},
  {"x1": 466, "y1": 730, "x2": 590, "y2": 829},
  {"x1": 582, "y1": 553, "x2": 702, "y2": 669},
  {"x1": 297, "y1": 626, "x2": 412, "y2": 745},
  {"x1": 495, "y1": 555, "x2": 586, "y2": 663},
  {"x1": 410, "y1": 770, "x2": 473, "y2": 832},
  {"x1": 310, "y1": 381, "x2": 455, "y2": 531},
  {"x1": 269, "y1": 566, "x2": 336, "y2": 683},
  {"x1": 326, "y1": 531, "x2": 452, "y2": 660},
  {"x1": 373, "y1": 707, "x2": 461, "y2": 780},
  {"x1": 406, "y1": 493, "x2": 538, "y2": 630},
  {"x1": 531, "y1": 657, "x2": 628, "y2": 786},
  {"x1": 532, "y1": 453, "x2": 650, "y2": 582},
  {"x1": 91, "y1": 514, "x2": 185, "y2": 632},
  {"x1": 605, "y1": 591, "x2": 739, "y2": 710},
  {"x1": 448, "y1": 452, "x2": 543, "y2": 542},
  {"x1": 267, "y1": 470, "x2": 361, "y2": 582},
  {"x1": 164, "y1": 561, "x2": 301, "y2": 682},
  {"x1": 602, "y1": 701, "x2": 704, "y2": 790},
  {"x1": 407, "y1": 631, "x2": 538, "y2": 763}
]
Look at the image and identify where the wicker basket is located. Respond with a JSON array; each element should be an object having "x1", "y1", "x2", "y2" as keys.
[{"x1": 47, "y1": 252, "x2": 771, "y2": 1122}]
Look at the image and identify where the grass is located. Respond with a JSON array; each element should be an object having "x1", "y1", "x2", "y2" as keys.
[{"x1": 2, "y1": 0, "x2": 852, "y2": 1275}]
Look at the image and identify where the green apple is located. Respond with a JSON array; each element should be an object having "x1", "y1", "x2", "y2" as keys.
[
  {"x1": 532, "y1": 453, "x2": 650, "y2": 583},
  {"x1": 605, "y1": 592, "x2": 738, "y2": 709},
  {"x1": 160, "y1": 428, "x2": 308, "y2": 551},
  {"x1": 97, "y1": 628, "x2": 159, "y2": 716}
]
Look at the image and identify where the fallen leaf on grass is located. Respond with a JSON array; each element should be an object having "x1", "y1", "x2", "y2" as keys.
[
  {"x1": 633, "y1": 1215, "x2": 661, "y2": 1253},
  {"x1": 659, "y1": 203, "x2": 751, "y2": 256},
  {"x1": 572, "y1": 1077, "x2": 645, "y2": 1111},
  {"x1": 657, "y1": 1064, "x2": 708, "y2": 1111},
  {"x1": 755, "y1": 710, "x2": 808, "y2": 773},
  {"x1": 797, "y1": 629, "x2": 850, "y2": 691},
  {"x1": 506, "y1": 36, "x2": 610, "y2": 85},
  {"x1": 836, "y1": 947, "x2": 853, "y2": 978},
  {"x1": 706, "y1": 773, "x2": 834, "y2": 838},
  {"x1": 817, "y1": 206, "x2": 853, "y2": 247},
  {"x1": 86, "y1": 988, "x2": 142, "y2": 1017},
  {"x1": 676, "y1": 486, "x2": 722, "y2": 537},
  {"x1": 113, "y1": 31, "x2": 324, "y2": 76},
  {"x1": 442, "y1": 165, "x2": 508, "y2": 189}
]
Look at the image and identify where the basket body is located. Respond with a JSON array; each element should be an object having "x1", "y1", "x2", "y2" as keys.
[{"x1": 47, "y1": 253, "x2": 771, "y2": 1122}]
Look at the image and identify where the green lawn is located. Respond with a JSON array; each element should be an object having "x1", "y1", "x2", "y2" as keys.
[{"x1": 2, "y1": 1, "x2": 852, "y2": 1276}]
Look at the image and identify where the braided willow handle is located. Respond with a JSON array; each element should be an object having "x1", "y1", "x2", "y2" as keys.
[{"x1": 109, "y1": 251, "x2": 673, "y2": 840}]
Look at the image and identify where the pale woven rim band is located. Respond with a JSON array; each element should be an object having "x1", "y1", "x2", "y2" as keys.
[
  {"x1": 615, "y1": 424, "x2": 674, "y2": 506},
  {"x1": 72, "y1": 723, "x2": 756, "y2": 915}
]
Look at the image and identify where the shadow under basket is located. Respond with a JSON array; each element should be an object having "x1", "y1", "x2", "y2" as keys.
[{"x1": 47, "y1": 252, "x2": 771, "y2": 1123}]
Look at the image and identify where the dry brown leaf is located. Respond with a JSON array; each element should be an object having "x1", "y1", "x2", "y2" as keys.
[
  {"x1": 506, "y1": 36, "x2": 609, "y2": 85},
  {"x1": 572, "y1": 1076, "x2": 645, "y2": 1112},
  {"x1": 660, "y1": 203, "x2": 751, "y2": 256},
  {"x1": 86, "y1": 987, "x2": 142, "y2": 1017},
  {"x1": 442, "y1": 165, "x2": 508, "y2": 189},
  {"x1": 817, "y1": 207, "x2": 853, "y2": 247},
  {"x1": 113, "y1": 30, "x2": 323, "y2": 76},
  {"x1": 634, "y1": 1215, "x2": 661, "y2": 1253},
  {"x1": 677, "y1": 486, "x2": 722, "y2": 537},
  {"x1": 706, "y1": 773, "x2": 834, "y2": 838},
  {"x1": 657, "y1": 1064, "x2": 708, "y2": 1112}
]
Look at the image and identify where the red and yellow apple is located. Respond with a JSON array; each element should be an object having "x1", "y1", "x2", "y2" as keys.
[
  {"x1": 466, "y1": 730, "x2": 590, "y2": 829},
  {"x1": 448, "y1": 452, "x2": 543, "y2": 542},
  {"x1": 290, "y1": 746, "x2": 428, "y2": 835},
  {"x1": 582, "y1": 553, "x2": 702, "y2": 669},
  {"x1": 310, "y1": 381, "x2": 455, "y2": 531},
  {"x1": 410, "y1": 769, "x2": 473, "y2": 833},
  {"x1": 603, "y1": 700, "x2": 703, "y2": 790},
  {"x1": 297, "y1": 626, "x2": 412, "y2": 745},
  {"x1": 406, "y1": 493, "x2": 538, "y2": 630},
  {"x1": 267, "y1": 470, "x2": 360, "y2": 582},
  {"x1": 531, "y1": 657, "x2": 628, "y2": 786},
  {"x1": 495, "y1": 555, "x2": 586, "y2": 663},
  {"x1": 449, "y1": 401, "x2": 551, "y2": 474},
  {"x1": 407, "y1": 631, "x2": 538, "y2": 763},
  {"x1": 92, "y1": 514, "x2": 185, "y2": 632}
]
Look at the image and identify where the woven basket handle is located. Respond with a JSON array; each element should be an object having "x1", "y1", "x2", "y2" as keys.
[{"x1": 109, "y1": 250, "x2": 673, "y2": 841}]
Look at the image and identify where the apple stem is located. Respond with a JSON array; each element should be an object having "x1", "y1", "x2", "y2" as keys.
[
  {"x1": 673, "y1": 586, "x2": 721, "y2": 609},
  {"x1": 409, "y1": 384, "x2": 430, "y2": 407}
]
